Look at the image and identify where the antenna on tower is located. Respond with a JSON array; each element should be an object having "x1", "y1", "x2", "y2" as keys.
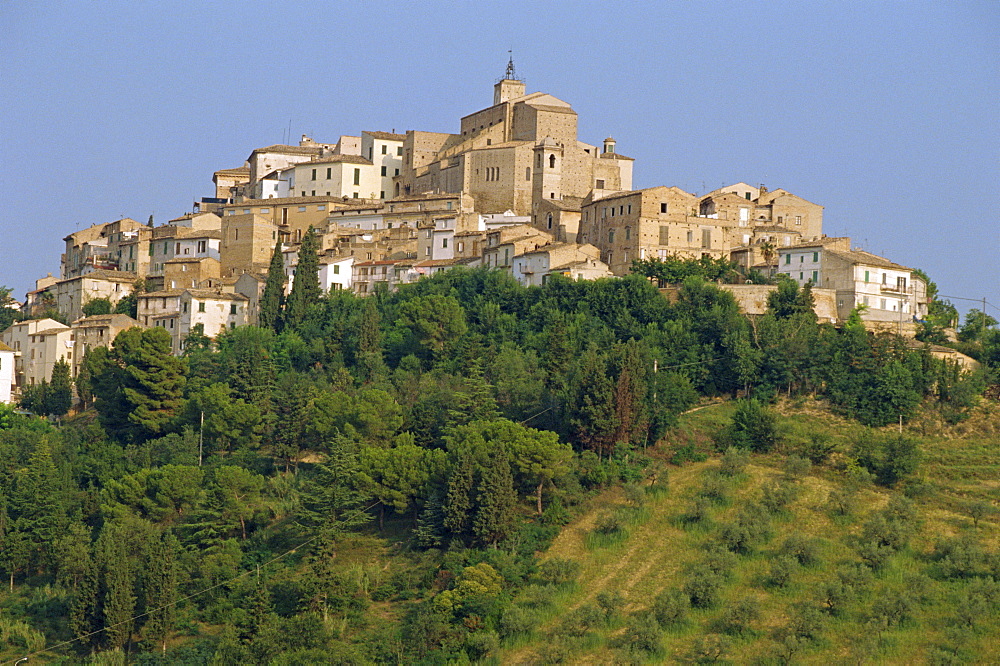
[{"x1": 505, "y1": 49, "x2": 516, "y2": 80}]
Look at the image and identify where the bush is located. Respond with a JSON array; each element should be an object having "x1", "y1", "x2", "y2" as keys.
[
  {"x1": 783, "y1": 454, "x2": 811, "y2": 480},
  {"x1": 852, "y1": 431, "x2": 921, "y2": 487},
  {"x1": 930, "y1": 535, "x2": 991, "y2": 579},
  {"x1": 717, "y1": 507, "x2": 771, "y2": 554},
  {"x1": 796, "y1": 433, "x2": 836, "y2": 464},
  {"x1": 697, "y1": 475, "x2": 731, "y2": 504},
  {"x1": 535, "y1": 558, "x2": 581, "y2": 586},
  {"x1": 652, "y1": 588, "x2": 688, "y2": 628},
  {"x1": 760, "y1": 481, "x2": 799, "y2": 515},
  {"x1": 463, "y1": 629, "x2": 500, "y2": 660},
  {"x1": 715, "y1": 597, "x2": 759, "y2": 636},
  {"x1": 684, "y1": 633, "x2": 733, "y2": 663},
  {"x1": 683, "y1": 567, "x2": 724, "y2": 608},
  {"x1": 716, "y1": 398, "x2": 779, "y2": 453},
  {"x1": 869, "y1": 589, "x2": 915, "y2": 627},
  {"x1": 825, "y1": 487, "x2": 859, "y2": 517},
  {"x1": 766, "y1": 555, "x2": 798, "y2": 589},
  {"x1": 596, "y1": 590, "x2": 626, "y2": 621},
  {"x1": 499, "y1": 605, "x2": 537, "y2": 638},
  {"x1": 678, "y1": 497, "x2": 712, "y2": 527},
  {"x1": 718, "y1": 447, "x2": 749, "y2": 477},
  {"x1": 785, "y1": 601, "x2": 826, "y2": 642},
  {"x1": 616, "y1": 612, "x2": 662, "y2": 655},
  {"x1": 556, "y1": 604, "x2": 603, "y2": 637},
  {"x1": 778, "y1": 533, "x2": 821, "y2": 566}
]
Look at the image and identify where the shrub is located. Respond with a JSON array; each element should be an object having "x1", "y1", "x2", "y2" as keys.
[
  {"x1": 796, "y1": 432, "x2": 836, "y2": 464},
  {"x1": 556, "y1": 604, "x2": 603, "y2": 637},
  {"x1": 623, "y1": 482, "x2": 646, "y2": 508},
  {"x1": 652, "y1": 588, "x2": 688, "y2": 628},
  {"x1": 616, "y1": 612, "x2": 662, "y2": 655},
  {"x1": 697, "y1": 475, "x2": 731, "y2": 504},
  {"x1": 684, "y1": 634, "x2": 733, "y2": 663},
  {"x1": 683, "y1": 567, "x2": 724, "y2": 608},
  {"x1": 760, "y1": 481, "x2": 799, "y2": 515},
  {"x1": 930, "y1": 535, "x2": 991, "y2": 579},
  {"x1": 499, "y1": 606, "x2": 537, "y2": 638},
  {"x1": 825, "y1": 487, "x2": 859, "y2": 517},
  {"x1": 715, "y1": 597, "x2": 759, "y2": 636},
  {"x1": 779, "y1": 533, "x2": 821, "y2": 566},
  {"x1": 852, "y1": 431, "x2": 921, "y2": 487},
  {"x1": 869, "y1": 589, "x2": 915, "y2": 627},
  {"x1": 463, "y1": 629, "x2": 500, "y2": 660},
  {"x1": 717, "y1": 507, "x2": 771, "y2": 554},
  {"x1": 718, "y1": 447, "x2": 749, "y2": 477},
  {"x1": 766, "y1": 555, "x2": 798, "y2": 589},
  {"x1": 596, "y1": 591, "x2": 626, "y2": 621},
  {"x1": 783, "y1": 454, "x2": 811, "y2": 480},
  {"x1": 716, "y1": 398, "x2": 779, "y2": 452},
  {"x1": 678, "y1": 497, "x2": 712, "y2": 527},
  {"x1": 535, "y1": 558, "x2": 581, "y2": 586},
  {"x1": 785, "y1": 601, "x2": 826, "y2": 642}
]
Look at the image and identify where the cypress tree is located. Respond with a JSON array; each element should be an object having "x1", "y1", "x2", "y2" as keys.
[
  {"x1": 284, "y1": 226, "x2": 321, "y2": 329},
  {"x1": 259, "y1": 240, "x2": 286, "y2": 331},
  {"x1": 47, "y1": 357, "x2": 73, "y2": 417},
  {"x1": 473, "y1": 449, "x2": 519, "y2": 547}
]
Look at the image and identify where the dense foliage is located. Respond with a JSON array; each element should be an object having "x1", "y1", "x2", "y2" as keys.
[{"x1": 0, "y1": 268, "x2": 994, "y2": 662}]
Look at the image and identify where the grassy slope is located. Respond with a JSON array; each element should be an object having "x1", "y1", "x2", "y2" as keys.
[{"x1": 497, "y1": 399, "x2": 1000, "y2": 664}]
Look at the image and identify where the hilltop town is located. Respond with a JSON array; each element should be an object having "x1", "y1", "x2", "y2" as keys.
[{"x1": 1, "y1": 63, "x2": 936, "y2": 397}]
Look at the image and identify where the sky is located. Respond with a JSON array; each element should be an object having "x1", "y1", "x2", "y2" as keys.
[{"x1": 2, "y1": 1, "x2": 998, "y2": 321}]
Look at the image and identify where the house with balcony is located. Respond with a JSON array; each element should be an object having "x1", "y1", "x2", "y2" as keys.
[
  {"x1": 511, "y1": 242, "x2": 605, "y2": 287},
  {"x1": 777, "y1": 237, "x2": 928, "y2": 329}
]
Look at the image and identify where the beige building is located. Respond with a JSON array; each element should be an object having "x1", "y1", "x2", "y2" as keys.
[
  {"x1": 62, "y1": 218, "x2": 144, "y2": 279},
  {"x1": 213, "y1": 166, "x2": 250, "y2": 200},
  {"x1": 245, "y1": 137, "x2": 330, "y2": 196},
  {"x1": 696, "y1": 183, "x2": 824, "y2": 245},
  {"x1": 54, "y1": 270, "x2": 136, "y2": 322},
  {"x1": 220, "y1": 213, "x2": 280, "y2": 277},
  {"x1": 0, "y1": 318, "x2": 73, "y2": 388},
  {"x1": 482, "y1": 225, "x2": 553, "y2": 272},
  {"x1": 510, "y1": 242, "x2": 604, "y2": 287},
  {"x1": 70, "y1": 313, "x2": 142, "y2": 376},
  {"x1": 776, "y1": 237, "x2": 928, "y2": 325},
  {"x1": 392, "y1": 64, "x2": 632, "y2": 221},
  {"x1": 220, "y1": 196, "x2": 369, "y2": 243},
  {"x1": 580, "y1": 186, "x2": 713, "y2": 275},
  {"x1": 142, "y1": 289, "x2": 248, "y2": 354}
]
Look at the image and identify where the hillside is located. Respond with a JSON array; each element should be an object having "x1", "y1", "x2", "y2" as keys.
[{"x1": 494, "y1": 399, "x2": 1000, "y2": 664}]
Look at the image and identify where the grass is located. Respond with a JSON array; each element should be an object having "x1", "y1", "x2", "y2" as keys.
[{"x1": 496, "y1": 398, "x2": 1000, "y2": 664}]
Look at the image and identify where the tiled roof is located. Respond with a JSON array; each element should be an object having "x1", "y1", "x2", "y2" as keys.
[
  {"x1": 0, "y1": 341, "x2": 13, "y2": 352},
  {"x1": 215, "y1": 166, "x2": 250, "y2": 176},
  {"x1": 140, "y1": 290, "x2": 185, "y2": 298},
  {"x1": 35, "y1": 327, "x2": 71, "y2": 336},
  {"x1": 826, "y1": 249, "x2": 911, "y2": 271},
  {"x1": 185, "y1": 289, "x2": 248, "y2": 301},
  {"x1": 60, "y1": 270, "x2": 136, "y2": 284},
  {"x1": 363, "y1": 131, "x2": 406, "y2": 141},
  {"x1": 252, "y1": 144, "x2": 324, "y2": 156},
  {"x1": 600, "y1": 152, "x2": 634, "y2": 161},
  {"x1": 300, "y1": 154, "x2": 373, "y2": 167}
]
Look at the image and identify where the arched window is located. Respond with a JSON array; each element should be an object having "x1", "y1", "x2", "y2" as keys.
[
  {"x1": 394, "y1": 183, "x2": 400, "y2": 197},
  {"x1": 547, "y1": 214, "x2": 553, "y2": 230},
  {"x1": 537, "y1": 154, "x2": 542, "y2": 168},
  {"x1": 549, "y1": 154, "x2": 556, "y2": 169}
]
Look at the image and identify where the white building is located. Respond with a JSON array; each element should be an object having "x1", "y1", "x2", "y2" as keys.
[
  {"x1": 777, "y1": 238, "x2": 927, "y2": 323},
  {"x1": 0, "y1": 342, "x2": 15, "y2": 404},
  {"x1": 320, "y1": 256, "x2": 354, "y2": 293},
  {"x1": 292, "y1": 155, "x2": 378, "y2": 200},
  {"x1": 361, "y1": 131, "x2": 405, "y2": 200}
]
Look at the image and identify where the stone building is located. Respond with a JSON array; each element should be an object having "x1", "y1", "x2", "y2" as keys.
[
  {"x1": 392, "y1": 62, "x2": 632, "y2": 222},
  {"x1": 0, "y1": 318, "x2": 72, "y2": 389},
  {"x1": 776, "y1": 237, "x2": 928, "y2": 325},
  {"x1": 53, "y1": 270, "x2": 136, "y2": 322},
  {"x1": 69, "y1": 313, "x2": 142, "y2": 377},
  {"x1": 510, "y1": 242, "x2": 604, "y2": 287}
]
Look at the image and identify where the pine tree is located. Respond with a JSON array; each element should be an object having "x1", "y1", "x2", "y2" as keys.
[
  {"x1": 568, "y1": 346, "x2": 619, "y2": 458},
  {"x1": 284, "y1": 226, "x2": 321, "y2": 329},
  {"x1": 355, "y1": 296, "x2": 387, "y2": 384},
  {"x1": 443, "y1": 453, "x2": 475, "y2": 540},
  {"x1": 473, "y1": 449, "x2": 519, "y2": 547},
  {"x1": 259, "y1": 240, "x2": 286, "y2": 331},
  {"x1": 143, "y1": 532, "x2": 179, "y2": 652},
  {"x1": 46, "y1": 357, "x2": 73, "y2": 417}
]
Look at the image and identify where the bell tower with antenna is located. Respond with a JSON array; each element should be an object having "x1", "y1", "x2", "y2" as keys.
[{"x1": 494, "y1": 50, "x2": 525, "y2": 105}]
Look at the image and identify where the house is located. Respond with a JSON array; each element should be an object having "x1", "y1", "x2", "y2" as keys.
[
  {"x1": 291, "y1": 155, "x2": 379, "y2": 200},
  {"x1": 511, "y1": 242, "x2": 603, "y2": 287},
  {"x1": 0, "y1": 321, "x2": 73, "y2": 389},
  {"x1": 144, "y1": 289, "x2": 248, "y2": 354},
  {"x1": 0, "y1": 342, "x2": 15, "y2": 404},
  {"x1": 482, "y1": 225, "x2": 553, "y2": 272},
  {"x1": 361, "y1": 131, "x2": 405, "y2": 200},
  {"x1": 53, "y1": 270, "x2": 136, "y2": 322},
  {"x1": 776, "y1": 237, "x2": 928, "y2": 328},
  {"x1": 70, "y1": 313, "x2": 143, "y2": 377}
]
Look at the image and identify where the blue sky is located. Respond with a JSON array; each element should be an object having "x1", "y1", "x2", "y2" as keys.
[{"x1": 2, "y1": 1, "x2": 997, "y2": 320}]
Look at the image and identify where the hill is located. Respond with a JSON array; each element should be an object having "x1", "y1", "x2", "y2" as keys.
[{"x1": 494, "y1": 399, "x2": 1000, "y2": 664}]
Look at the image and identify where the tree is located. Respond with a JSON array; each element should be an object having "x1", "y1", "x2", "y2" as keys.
[
  {"x1": 82, "y1": 296, "x2": 113, "y2": 316},
  {"x1": 568, "y1": 346, "x2": 618, "y2": 458},
  {"x1": 298, "y1": 438, "x2": 372, "y2": 542},
  {"x1": 284, "y1": 226, "x2": 321, "y2": 329},
  {"x1": 218, "y1": 326, "x2": 276, "y2": 413},
  {"x1": 358, "y1": 443, "x2": 448, "y2": 527},
  {"x1": 0, "y1": 285, "x2": 19, "y2": 331},
  {"x1": 716, "y1": 398, "x2": 779, "y2": 452},
  {"x1": 260, "y1": 240, "x2": 286, "y2": 331},
  {"x1": 91, "y1": 327, "x2": 187, "y2": 443},
  {"x1": 355, "y1": 296, "x2": 387, "y2": 383},
  {"x1": 396, "y1": 294, "x2": 468, "y2": 362},
  {"x1": 472, "y1": 449, "x2": 519, "y2": 547},
  {"x1": 46, "y1": 357, "x2": 73, "y2": 417},
  {"x1": 958, "y1": 309, "x2": 998, "y2": 343}
]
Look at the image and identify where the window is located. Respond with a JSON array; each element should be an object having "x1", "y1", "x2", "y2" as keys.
[
  {"x1": 317, "y1": 205, "x2": 325, "y2": 211},
  {"x1": 380, "y1": 191, "x2": 385, "y2": 198},
  {"x1": 260, "y1": 207, "x2": 270, "y2": 213},
  {"x1": 795, "y1": 216, "x2": 802, "y2": 225},
  {"x1": 880, "y1": 298, "x2": 887, "y2": 310},
  {"x1": 609, "y1": 230, "x2": 615, "y2": 243},
  {"x1": 812, "y1": 271, "x2": 818, "y2": 282},
  {"x1": 627, "y1": 204, "x2": 632, "y2": 215},
  {"x1": 333, "y1": 264, "x2": 340, "y2": 275},
  {"x1": 686, "y1": 230, "x2": 694, "y2": 244},
  {"x1": 458, "y1": 242, "x2": 464, "y2": 252},
  {"x1": 619, "y1": 206, "x2": 624, "y2": 215},
  {"x1": 381, "y1": 166, "x2": 387, "y2": 176},
  {"x1": 701, "y1": 228, "x2": 711, "y2": 249},
  {"x1": 298, "y1": 206, "x2": 306, "y2": 212},
  {"x1": 176, "y1": 242, "x2": 181, "y2": 253},
  {"x1": 813, "y1": 252, "x2": 819, "y2": 262},
  {"x1": 311, "y1": 191, "x2": 316, "y2": 197},
  {"x1": 381, "y1": 145, "x2": 387, "y2": 154},
  {"x1": 442, "y1": 238, "x2": 448, "y2": 248},
  {"x1": 504, "y1": 248, "x2": 510, "y2": 265},
  {"x1": 394, "y1": 168, "x2": 399, "y2": 176},
  {"x1": 526, "y1": 167, "x2": 531, "y2": 181},
  {"x1": 625, "y1": 226, "x2": 631, "y2": 240},
  {"x1": 549, "y1": 154, "x2": 556, "y2": 168},
  {"x1": 596, "y1": 179, "x2": 605, "y2": 189},
  {"x1": 311, "y1": 169, "x2": 317, "y2": 180},
  {"x1": 610, "y1": 207, "x2": 615, "y2": 217},
  {"x1": 353, "y1": 169, "x2": 360, "y2": 185},
  {"x1": 397, "y1": 146, "x2": 403, "y2": 155},
  {"x1": 785, "y1": 254, "x2": 791, "y2": 265},
  {"x1": 198, "y1": 302, "x2": 205, "y2": 313},
  {"x1": 352, "y1": 193, "x2": 358, "y2": 198},
  {"x1": 659, "y1": 226, "x2": 670, "y2": 245},
  {"x1": 864, "y1": 270, "x2": 870, "y2": 282},
  {"x1": 230, "y1": 304, "x2": 237, "y2": 315}
]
